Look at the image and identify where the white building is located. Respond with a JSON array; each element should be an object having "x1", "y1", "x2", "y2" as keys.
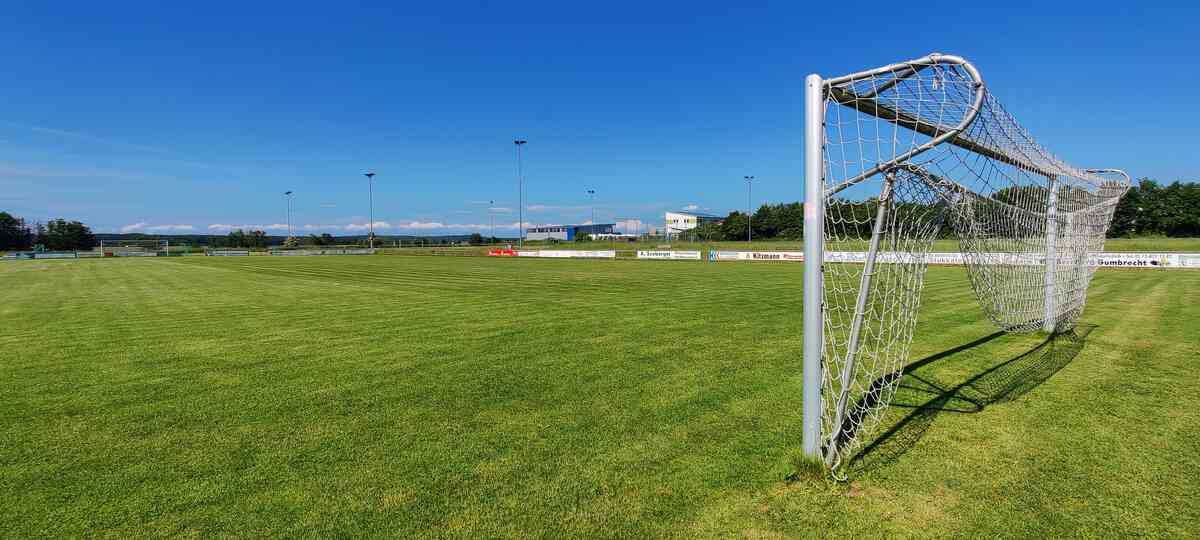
[{"x1": 665, "y1": 211, "x2": 723, "y2": 238}]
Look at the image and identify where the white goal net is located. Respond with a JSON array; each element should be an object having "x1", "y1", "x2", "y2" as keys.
[
  {"x1": 100, "y1": 239, "x2": 170, "y2": 256},
  {"x1": 802, "y1": 53, "x2": 1130, "y2": 472}
]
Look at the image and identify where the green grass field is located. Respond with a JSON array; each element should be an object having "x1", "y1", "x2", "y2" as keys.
[{"x1": 2, "y1": 256, "x2": 1198, "y2": 537}]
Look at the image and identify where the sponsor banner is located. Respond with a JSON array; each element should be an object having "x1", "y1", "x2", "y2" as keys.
[
  {"x1": 515, "y1": 250, "x2": 616, "y2": 258},
  {"x1": 534, "y1": 250, "x2": 577, "y2": 258},
  {"x1": 709, "y1": 251, "x2": 804, "y2": 262},
  {"x1": 637, "y1": 250, "x2": 702, "y2": 260},
  {"x1": 536, "y1": 250, "x2": 615, "y2": 258},
  {"x1": 1090, "y1": 252, "x2": 1176, "y2": 268},
  {"x1": 826, "y1": 251, "x2": 1192, "y2": 268},
  {"x1": 709, "y1": 250, "x2": 1200, "y2": 269},
  {"x1": 75, "y1": 251, "x2": 103, "y2": 258},
  {"x1": 268, "y1": 249, "x2": 376, "y2": 256},
  {"x1": 207, "y1": 250, "x2": 250, "y2": 257},
  {"x1": 1178, "y1": 254, "x2": 1200, "y2": 268},
  {"x1": 488, "y1": 249, "x2": 518, "y2": 257},
  {"x1": 116, "y1": 251, "x2": 158, "y2": 257},
  {"x1": 746, "y1": 251, "x2": 804, "y2": 261},
  {"x1": 2, "y1": 252, "x2": 34, "y2": 260},
  {"x1": 34, "y1": 252, "x2": 77, "y2": 259}
]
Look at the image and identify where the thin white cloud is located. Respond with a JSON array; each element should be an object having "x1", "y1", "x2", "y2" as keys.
[
  {"x1": 121, "y1": 222, "x2": 196, "y2": 233},
  {"x1": 28, "y1": 126, "x2": 165, "y2": 154},
  {"x1": 683, "y1": 204, "x2": 701, "y2": 211},
  {"x1": 207, "y1": 223, "x2": 290, "y2": 231},
  {"x1": 615, "y1": 218, "x2": 645, "y2": 232},
  {"x1": 527, "y1": 204, "x2": 589, "y2": 213},
  {"x1": 343, "y1": 221, "x2": 394, "y2": 231}
]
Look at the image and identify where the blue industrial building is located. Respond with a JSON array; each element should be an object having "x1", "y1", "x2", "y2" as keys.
[{"x1": 526, "y1": 223, "x2": 615, "y2": 241}]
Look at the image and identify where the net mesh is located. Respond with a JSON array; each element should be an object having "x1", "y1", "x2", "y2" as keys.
[
  {"x1": 101, "y1": 239, "x2": 170, "y2": 256},
  {"x1": 817, "y1": 54, "x2": 1129, "y2": 470}
]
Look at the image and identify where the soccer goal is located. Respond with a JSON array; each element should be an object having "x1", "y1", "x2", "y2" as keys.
[
  {"x1": 100, "y1": 239, "x2": 170, "y2": 257},
  {"x1": 801, "y1": 53, "x2": 1130, "y2": 471}
]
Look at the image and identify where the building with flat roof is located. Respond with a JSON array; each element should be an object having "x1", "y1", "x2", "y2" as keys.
[
  {"x1": 665, "y1": 211, "x2": 723, "y2": 238},
  {"x1": 526, "y1": 223, "x2": 615, "y2": 241}
]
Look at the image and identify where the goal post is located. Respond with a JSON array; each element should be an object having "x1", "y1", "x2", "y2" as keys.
[{"x1": 802, "y1": 53, "x2": 1130, "y2": 471}]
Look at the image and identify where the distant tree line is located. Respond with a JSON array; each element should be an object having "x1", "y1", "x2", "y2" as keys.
[
  {"x1": 220, "y1": 229, "x2": 270, "y2": 248},
  {"x1": 675, "y1": 178, "x2": 1199, "y2": 241},
  {"x1": 0, "y1": 212, "x2": 96, "y2": 251},
  {"x1": 1109, "y1": 179, "x2": 1200, "y2": 237}
]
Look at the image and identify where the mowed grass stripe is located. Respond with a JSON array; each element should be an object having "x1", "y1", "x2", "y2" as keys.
[{"x1": 1, "y1": 256, "x2": 1196, "y2": 537}]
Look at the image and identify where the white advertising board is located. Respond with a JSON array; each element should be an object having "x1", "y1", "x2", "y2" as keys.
[
  {"x1": 708, "y1": 251, "x2": 804, "y2": 262},
  {"x1": 707, "y1": 250, "x2": 1200, "y2": 269},
  {"x1": 1090, "y1": 252, "x2": 1177, "y2": 268},
  {"x1": 638, "y1": 250, "x2": 702, "y2": 260},
  {"x1": 524, "y1": 250, "x2": 615, "y2": 258},
  {"x1": 269, "y1": 249, "x2": 376, "y2": 256},
  {"x1": 207, "y1": 250, "x2": 250, "y2": 256}
]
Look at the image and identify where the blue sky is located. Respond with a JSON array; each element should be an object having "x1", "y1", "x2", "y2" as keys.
[{"x1": 1, "y1": 1, "x2": 1196, "y2": 235}]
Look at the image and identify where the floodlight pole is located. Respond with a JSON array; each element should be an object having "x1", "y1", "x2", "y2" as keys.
[
  {"x1": 514, "y1": 140, "x2": 527, "y2": 247},
  {"x1": 745, "y1": 176, "x2": 755, "y2": 242},
  {"x1": 490, "y1": 200, "x2": 496, "y2": 243},
  {"x1": 365, "y1": 172, "x2": 376, "y2": 249},
  {"x1": 802, "y1": 74, "x2": 824, "y2": 461},
  {"x1": 284, "y1": 191, "x2": 294, "y2": 241},
  {"x1": 587, "y1": 189, "x2": 596, "y2": 240}
]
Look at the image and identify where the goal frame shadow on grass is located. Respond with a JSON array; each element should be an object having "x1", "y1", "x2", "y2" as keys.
[{"x1": 843, "y1": 324, "x2": 1097, "y2": 475}]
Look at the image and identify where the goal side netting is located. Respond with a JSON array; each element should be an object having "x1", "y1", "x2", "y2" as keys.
[{"x1": 801, "y1": 53, "x2": 1130, "y2": 471}]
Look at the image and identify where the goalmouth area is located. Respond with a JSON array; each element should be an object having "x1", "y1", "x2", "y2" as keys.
[{"x1": 1, "y1": 255, "x2": 1197, "y2": 537}]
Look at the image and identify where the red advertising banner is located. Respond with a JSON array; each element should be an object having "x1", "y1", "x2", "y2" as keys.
[{"x1": 488, "y1": 249, "x2": 518, "y2": 257}]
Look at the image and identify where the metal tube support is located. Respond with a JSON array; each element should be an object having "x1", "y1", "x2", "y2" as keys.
[
  {"x1": 1044, "y1": 176, "x2": 1059, "y2": 332},
  {"x1": 825, "y1": 173, "x2": 895, "y2": 465},
  {"x1": 801, "y1": 74, "x2": 825, "y2": 460}
]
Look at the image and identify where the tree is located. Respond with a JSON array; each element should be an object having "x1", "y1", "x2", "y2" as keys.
[
  {"x1": 37, "y1": 219, "x2": 96, "y2": 251},
  {"x1": 469, "y1": 233, "x2": 485, "y2": 245},
  {"x1": 720, "y1": 211, "x2": 749, "y2": 241},
  {"x1": 692, "y1": 221, "x2": 724, "y2": 242},
  {"x1": 246, "y1": 230, "x2": 269, "y2": 248},
  {"x1": 226, "y1": 229, "x2": 248, "y2": 248},
  {"x1": 307, "y1": 233, "x2": 336, "y2": 246},
  {"x1": 0, "y1": 212, "x2": 34, "y2": 250},
  {"x1": 574, "y1": 232, "x2": 591, "y2": 242}
]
